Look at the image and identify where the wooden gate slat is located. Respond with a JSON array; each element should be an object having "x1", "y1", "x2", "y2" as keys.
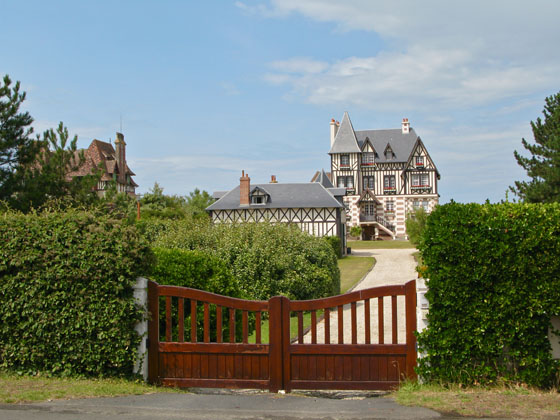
[
  {"x1": 178, "y1": 298, "x2": 184, "y2": 342},
  {"x1": 391, "y1": 295, "x2": 398, "y2": 344},
  {"x1": 190, "y1": 299, "x2": 197, "y2": 343}
]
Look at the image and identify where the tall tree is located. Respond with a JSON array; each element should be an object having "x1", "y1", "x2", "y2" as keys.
[
  {"x1": 0, "y1": 75, "x2": 38, "y2": 200},
  {"x1": 15, "y1": 122, "x2": 101, "y2": 211},
  {"x1": 511, "y1": 92, "x2": 560, "y2": 202},
  {"x1": 185, "y1": 188, "x2": 214, "y2": 219}
]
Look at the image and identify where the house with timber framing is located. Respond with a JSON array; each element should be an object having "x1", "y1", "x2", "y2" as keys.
[
  {"x1": 329, "y1": 112, "x2": 440, "y2": 239},
  {"x1": 206, "y1": 171, "x2": 347, "y2": 253}
]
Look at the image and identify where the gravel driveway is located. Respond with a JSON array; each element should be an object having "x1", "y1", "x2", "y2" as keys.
[{"x1": 304, "y1": 247, "x2": 417, "y2": 344}]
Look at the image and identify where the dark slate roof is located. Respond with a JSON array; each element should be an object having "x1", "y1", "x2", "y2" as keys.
[
  {"x1": 207, "y1": 183, "x2": 344, "y2": 211},
  {"x1": 212, "y1": 191, "x2": 228, "y2": 200},
  {"x1": 355, "y1": 128, "x2": 419, "y2": 163},
  {"x1": 312, "y1": 169, "x2": 334, "y2": 188},
  {"x1": 327, "y1": 187, "x2": 346, "y2": 197},
  {"x1": 329, "y1": 112, "x2": 361, "y2": 154}
]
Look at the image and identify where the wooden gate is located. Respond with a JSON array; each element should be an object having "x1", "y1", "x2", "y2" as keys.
[{"x1": 147, "y1": 280, "x2": 417, "y2": 391}]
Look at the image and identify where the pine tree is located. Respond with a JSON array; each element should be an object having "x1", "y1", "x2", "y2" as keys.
[
  {"x1": 0, "y1": 75, "x2": 38, "y2": 201},
  {"x1": 511, "y1": 92, "x2": 560, "y2": 203}
]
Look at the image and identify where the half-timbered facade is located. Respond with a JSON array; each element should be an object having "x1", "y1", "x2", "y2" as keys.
[
  {"x1": 329, "y1": 113, "x2": 440, "y2": 239},
  {"x1": 207, "y1": 171, "x2": 347, "y2": 253}
]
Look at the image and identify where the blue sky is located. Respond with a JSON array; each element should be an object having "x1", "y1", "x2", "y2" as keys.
[{"x1": 2, "y1": 0, "x2": 559, "y2": 203}]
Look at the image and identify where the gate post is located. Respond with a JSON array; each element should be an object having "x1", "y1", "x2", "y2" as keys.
[
  {"x1": 147, "y1": 280, "x2": 160, "y2": 384},
  {"x1": 404, "y1": 280, "x2": 418, "y2": 379},
  {"x1": 268, "y1": 296, "x2": 284, "y2": 392}
]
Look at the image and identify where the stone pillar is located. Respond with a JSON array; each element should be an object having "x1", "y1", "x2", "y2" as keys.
[{"x1": 133, "y1": 277, "x2": 148, "y2": 381}]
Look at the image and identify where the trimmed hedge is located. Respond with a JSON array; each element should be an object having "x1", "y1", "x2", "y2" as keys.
[
  {"x1": 149, "y1": 221, "x2": 340, "y2": 301},
  {"x1": 150, "y1": 247, "x2": 246, "y2": 341},
  {"x1": 417, "y1": 202, "x2": 560, "y2": 387},
  {"x1": 0, "y1": 209, "x2": 153, "y2": 376},
  {"x1": 324, "y1": 235, "x2": 342, "y2": 259}
]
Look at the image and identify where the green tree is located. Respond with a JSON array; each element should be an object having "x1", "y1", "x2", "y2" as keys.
[
  {"x1": 185, "y1": 188, "x2": 213, "y2": 219},
  {"x1": 140, "y1": 182, "x2": 189, "y2": 219},
  {"x1": 405, "y1": 207, "x2": 428, "y2": 246},
  {"x1": 0, "y1": 75, "x2": 39, "y2": 201},
  {"x1": 511, "y1": 92, "x2": 560, "y2": 202},
  {"x1": 15, "y1": 122, "x2": 100, "y2": 211}
]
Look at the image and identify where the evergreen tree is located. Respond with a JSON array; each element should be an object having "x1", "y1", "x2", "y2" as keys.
[
  {"x1": 15, "y1": 122, "x2": 101, "y2": 211},
  {"x1": 0, "y1": 75, "x2": 39, "y2": 201},
  {"x1": 511, "y1": 92, "x2": 560, "y2": 202},
  {"x1": 185, "y1": 188, "x2": 214, "y2": 219}
]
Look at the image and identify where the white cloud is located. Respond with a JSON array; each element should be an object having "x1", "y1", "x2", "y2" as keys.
[{"x1": 257, "y1": 1, "x2": 560, "y2": 111}]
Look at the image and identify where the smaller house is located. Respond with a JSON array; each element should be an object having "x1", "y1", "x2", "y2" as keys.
[
  {"x1": 67, "y1": 132, "x2": 138, "y2": 196},
  {"x1": 207, "y1": 171, "x2": 347, "y2": 253}
]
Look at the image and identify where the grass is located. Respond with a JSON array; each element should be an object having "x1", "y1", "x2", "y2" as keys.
[
  {"x1": 0, "y1": 371, "x2": 183, "y2": 404},
  {"x1": 348, "y1": 240, "x2": 415, "y2": 249},
  {"x1": 338, "y1": 255, "x2": 376, "y2": 293},
  {"x1": 249, "y1": 255, "x2": 375, "y2": 343},
  {"x1": 393, "y1": 381, "x2": 560, "y2": 419}
]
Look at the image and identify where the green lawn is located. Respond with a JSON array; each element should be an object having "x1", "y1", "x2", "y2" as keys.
[
  {"x1": 0, "y1": 371, "x2": 183, "y2": 403},
  {"x1": 249, "y1": 254, "x2": 375, "y2": 343},
  {"x1": 393, "y1": 382, "x2": 560, "y2": 419},
  {"x1": 348, "y1": 239, "x2": 415, "y2": 249},
  {"x1": 338, "y1": 255, "x2": 376, "y2": 293}
]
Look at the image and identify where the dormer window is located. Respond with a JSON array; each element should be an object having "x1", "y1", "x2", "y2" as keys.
[
  {"x1": 384, "y1": 145, "x2": 394, "y2": 160},
  {"x1": 362, "y1": 153, "x2": 375, "y2": 166},
  {"x1": 415, "y1": 156, "x2": 424, "y2": 167},
  {"x1": 340, "y1": 154, "x2": 350, "y2": 167},
  {"x1": 250, "y1": 186, "x2": 269, "y2": 205}
]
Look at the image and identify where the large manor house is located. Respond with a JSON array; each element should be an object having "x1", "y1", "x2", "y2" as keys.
[
  {"x1": 207, "y1": 112, "x2": 440, "y2": 244},
  {"x1": 328, "y1": 112, "x2": 440, "y2": 239}
]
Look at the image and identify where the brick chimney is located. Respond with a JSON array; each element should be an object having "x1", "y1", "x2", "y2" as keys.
[
  {"x1": 270, "y1": 175, "x2": 278, "y2": 183},
  {"x1": 330, "y1": 118, "x2": 339, "y2": 148},
  {"x1": 240, "y1": 170, "x2": 250, "y2": 205},
  {"x1": 401, "y1": 118, "x2": 410, "y2": 134},
  {"x1": 114, "y1": 132, "x2": 126, "y2": 184}
]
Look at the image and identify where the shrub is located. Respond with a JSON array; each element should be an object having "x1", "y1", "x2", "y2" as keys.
[
  {"x1": 150, "y1": 247, "x2": 245, "y2": 341},
  {"x1": 405, "y1": 207, "x2": 428, "y2": 246},
  {"x1": 0, "y1": 209, "x2": 153, "y2": 376},
  {"x1": 324, "y1": 235, "x2": 342, "y2": 259},
  {"x1": 417, "y1": 202, "x2": 560, "y2": 387},
  {"x1": 349, "y1": 225, "x2": 362, "y2": 238},
  {"x1": 149, "y1": 221, "x2": 340, "y2": 301}
]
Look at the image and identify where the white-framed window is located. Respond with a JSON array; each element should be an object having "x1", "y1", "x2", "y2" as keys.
[
  {"x1": 340, "y1": 154, "x2": 350, "y2": 167},
  {"x1": 415, "y1": 156, "x2": 424, "y2": 167},
  {"x1": 364, "y1": 203, "x2": 376, "y2": 215},
  {"x1": 251, "y1": 195, "x2": 265, "y2": 204},
  {"x1": 385, "y1": 200, "x2": 395, "y2": 213},
  {"x1": 362, "y1": 153, "x2": 375, "y2": 166},
  {"x1": 384, "y1": 175, "x2": 396, "y2": 191},
  {"x1": 363, "y1": 176, "x2": 375, "y2": 189},
  {"x1": 412, "y1": 174, "x2": 429, "y2": 187},
  {"x1": 337, "y1": 176, "x2": 354, "y2": 189},
  {"x1": 422, "y1": 200, "x2": 429, "y2": 211}
]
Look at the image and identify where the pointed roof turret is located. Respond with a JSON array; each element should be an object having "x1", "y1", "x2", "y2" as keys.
[
  {"x1": 329, "y1": 112, "x2": 361, "y2": 154},
  {"x1": 313, "y1": 169, "x2": 334, "y2": 188}
]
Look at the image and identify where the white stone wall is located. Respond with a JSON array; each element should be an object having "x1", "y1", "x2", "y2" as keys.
[{"x1": 343, "y1": 195, "x2": 361, "y2": 227}]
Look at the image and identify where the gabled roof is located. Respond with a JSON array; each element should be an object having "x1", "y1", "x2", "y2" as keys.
[
  {"x1": 250, "y1": 186, "x2": 270, "y2": 195},
  {"x1": 207, "y1": 183, "x2": 344, "y2": 211},
  {"x1": 357, "y1": 189, "x2": 381, "y2": 205},
  {"x1": 312, "y1": 169, "x2": 334, "y2": 188},
  {"x1": 329, "y1": 112, "x2": 361, "y2": 154},
  {"x1": 355, "y1": 128, "x2": 419, "y2": 163}
]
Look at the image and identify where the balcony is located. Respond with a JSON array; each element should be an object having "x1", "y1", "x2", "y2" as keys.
[
  {"x1": 411, "y1": 185, "x2": 432, "y2": 193},
  {"x1": 359, "y1": 214, "x2": 395, "y2": 232},
  {"x1": 383, "y1": 187, "x2": 396, "y2": 195}
]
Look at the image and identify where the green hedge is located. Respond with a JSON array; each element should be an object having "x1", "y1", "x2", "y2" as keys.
[
  {"x1": 150, "y1": 247, "x2": 246, "y2": 341},
  {"x1": 417, "y1": 202, "x2": 560, "y2": 387},
  {"x1": 324, "y1": 235, "x2": 342, "y2": 259},
  {"x1": 0, "y1": 209, "x2": 153, "y2": 376},
  {"x1": 148, "y1": 221, "x2": 340, "y2": 301}
]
